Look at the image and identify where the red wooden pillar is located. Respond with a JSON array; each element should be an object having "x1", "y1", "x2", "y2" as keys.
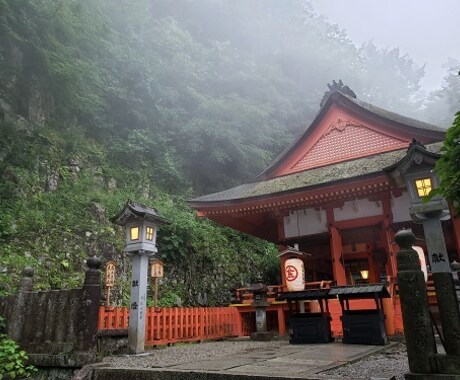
[
  {"x1": 330, "y1": 226, "x2": 346, "y2": 285},
  {"x1": 277, "y1": 211, "x2": 289, "y2": 290},
  {"x1": 381, "y1": 197, "x2": 397, "y2": 279},
  {"x1": 367, "y1": 252, "x2": 377, "y2": 283},
  {"x1": 327, "y1": 206, "x2": 346, "y2": 285},
  {"x1": 380, "y1": 196, "x2": 396, "y2": 335},
  {"x1": 277, "y1": 306, "x2": 286, "y2": 335}
]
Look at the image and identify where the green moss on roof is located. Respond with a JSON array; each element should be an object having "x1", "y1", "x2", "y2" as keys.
[{"x1": 191, "y1": 142, "x2": 443, "y2": 204}]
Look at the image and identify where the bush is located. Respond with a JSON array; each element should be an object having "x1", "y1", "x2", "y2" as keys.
[{"x1": 0, "y1": 317, "x2": 37, "y2": 379}]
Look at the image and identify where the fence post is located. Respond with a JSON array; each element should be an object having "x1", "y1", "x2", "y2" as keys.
[
  {"x1": 395, "y1": 230, "x2": 435, "y2": 374},
  {"x1": 8, "y1": 267, "x2": 34, "y2": 342},
  {"x1": 78, "y1": 255, "x2": 102, "y2": 351}
]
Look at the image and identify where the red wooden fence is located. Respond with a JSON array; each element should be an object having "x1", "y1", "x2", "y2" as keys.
[{"x1": 98, "y1": 306, "x2": 241, "y2": 346}]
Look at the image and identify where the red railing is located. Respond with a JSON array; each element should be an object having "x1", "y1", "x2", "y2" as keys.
[{"x1": 98, "y1": 306, "x2": 241, "y2": 346}]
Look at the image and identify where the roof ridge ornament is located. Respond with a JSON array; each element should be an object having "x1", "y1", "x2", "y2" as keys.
[
  {"x1": 408, "y1": 138, "x2": 426, "y2": 151},
  {"x1": 320, "y1": 80, "x2": 357, "y2": 108}
]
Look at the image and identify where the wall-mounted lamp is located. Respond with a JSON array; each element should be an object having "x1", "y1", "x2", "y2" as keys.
[{"x1": 360, "y1": 270, "x2": 369, "y2": 280}]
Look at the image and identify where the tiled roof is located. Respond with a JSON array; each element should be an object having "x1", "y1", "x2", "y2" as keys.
[
  {"x1": 329, "y1": 284, "x2": 390, "y2": 299},
  {"x1": 190, "y1": 142, "x2": 443, "y2": 204},
  {"x1": 255, "y1": 91, "x2": 445, "y2": 180},
  {"x1": 349, "y1": 95, "x2": 446, "y2": 132}
]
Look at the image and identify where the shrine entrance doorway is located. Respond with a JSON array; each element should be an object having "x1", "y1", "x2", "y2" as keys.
[{"x1": 340, "y1": 224, "x2": 389, "y2": 286}]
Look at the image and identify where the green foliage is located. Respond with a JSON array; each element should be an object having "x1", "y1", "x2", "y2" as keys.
[
  {"x1": 433, "y1": 83, "x2": 460, "y2": 213},
  {"x1": 153, "y1": 196, "x2": 279, "y2": 305},
  {"x1": 0, "y1": 317, "x2": 37, "y2": 379}
]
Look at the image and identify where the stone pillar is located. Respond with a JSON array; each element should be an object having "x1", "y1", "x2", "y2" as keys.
[
  {"x1": 78, "y1": 256, "x2": 102, "y2": 351},
  {"x1": 395, "y1": 229, "x2": 436, "y2": 374},
  {"x1": 8, "y1": 267, "x2": 35, "y2": 342},
  {"x1": 249, "y1": 283, "x2": 273, "y2": 341},
  {"x1": 422, "y1": 217, "x2": 460, "y2": 356},
  {"x1": 128, "y1": 252, "x2": 150, "y2": 353}
]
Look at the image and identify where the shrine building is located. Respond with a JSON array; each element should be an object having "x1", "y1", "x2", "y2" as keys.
[{"x1": 189, "y1": 82, "x2": 460, "y2": 337}]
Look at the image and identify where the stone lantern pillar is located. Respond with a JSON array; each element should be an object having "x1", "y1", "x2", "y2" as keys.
[
  {"x1": 112, "y1": 201, "x2": 169, "y2": 354},
  {"x1": 249, "y1": 282, "x2": 273, "y2": 341},
  {"x1": 385, "y1": 140, "x2": 460, "y2": 356}
]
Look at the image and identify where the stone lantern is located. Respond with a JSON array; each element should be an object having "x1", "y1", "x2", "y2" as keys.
[
  {"x1": 386, "y1": 140, "x2": 460, "y2": 356},
  {"x1": 249, "y1": 282, "x2": 273, "y2": 341},
  {"x1": 112, "y1": 201, "x2": 169, "y2": 354}
]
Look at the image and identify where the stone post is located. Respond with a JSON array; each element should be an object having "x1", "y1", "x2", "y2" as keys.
[
  {"x1": 128, "y1": 251, "x2": 151, "y2": 353},
  {"x1": 8, "y1": 267, "x2": 34, "y2": 342},
  {"x1": 395, "y1": 229, "x2": 436, "y2": 374},
  {"x1": 78, "y1": 256, "x2": 102, "y2": 351},
  {"x1": 422, "y1": 217, "x2": 460, "y2": 356}
]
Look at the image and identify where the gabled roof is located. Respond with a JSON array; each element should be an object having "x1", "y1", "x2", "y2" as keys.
[
  {"x1": 112, "y1": 201, "x2": 170, "y2": 225},
  {"x1": 384, "y1": 139, "x2": 443, "y2": 173},
  {"x1": 190, "y1": 86, "x2": 446, "y2": 208},
  {"x1": 255, "y1": 91, "x2": 445, "y2": 181}
]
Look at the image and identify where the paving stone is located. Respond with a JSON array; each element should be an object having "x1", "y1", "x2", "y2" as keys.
[
  {"x1": 171, "y1": 358, "x2": 257, "y2": 371},
  {"x1": 266, "y1": 357, "x2": 334, "y2": 367},
  {"x1": 227, "y1": 363, "x2": 310, "y2": 376}
]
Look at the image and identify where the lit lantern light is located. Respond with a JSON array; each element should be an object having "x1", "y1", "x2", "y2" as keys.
[
  {"x1": 360, "y1": 270, "x2": 369, "y2": 280},
  {"x1": 130, "y1": 226, "x2": 140, "y2": 241},
  {"x1": 414, "y1": 177, "x2": 432, "y2": 197}
]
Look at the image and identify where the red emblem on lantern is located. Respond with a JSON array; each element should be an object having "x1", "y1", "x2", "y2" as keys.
[{"x1": 285, "y1": 265, "x2": 298, "y2": 281}]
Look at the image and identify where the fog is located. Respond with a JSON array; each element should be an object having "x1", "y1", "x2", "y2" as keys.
[{"x1": 312, "y1": 0, "x2": 460, "y2": 91}]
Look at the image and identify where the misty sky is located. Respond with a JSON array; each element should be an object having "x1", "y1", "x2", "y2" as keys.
[{"x1": 311, "y1": 0, "x2": 460, "y2": 91}]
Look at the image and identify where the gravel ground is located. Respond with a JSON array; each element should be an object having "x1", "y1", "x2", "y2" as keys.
[
  {"x1": 102, "y1": 339, "x2": 288, "y2": 368},
  {"x1": 100, "y1": 338, "x2": 448, "y2": 379},
  {"x1": 321, "y1": 343, "x2": 409, "y2": 380}
]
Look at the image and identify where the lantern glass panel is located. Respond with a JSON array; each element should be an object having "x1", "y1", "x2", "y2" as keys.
[
  {"x1": 415, "y1": 178, "x2": 432, "y2": 197},
  {"x1": 130, "y1": 226, "x2": 140, "y2": 240},
  {"x1": 146, "y1": 226, "x2": 154, "y2": 241}
]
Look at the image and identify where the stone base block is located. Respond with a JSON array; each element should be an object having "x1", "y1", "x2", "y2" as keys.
[
  {"x1": 405, "y1": 374, "x2": 460, "y2": 380},
  {"x1": 250, "y1": 331, "x2": 274, "y2": 341},
  {"x1": 433, "y1": 354, "x2": 460, "y2": 375}
]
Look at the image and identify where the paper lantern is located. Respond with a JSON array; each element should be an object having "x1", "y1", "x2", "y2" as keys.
[{"x1": 285, "y1": 258, "x2": 305, "y2": 291}]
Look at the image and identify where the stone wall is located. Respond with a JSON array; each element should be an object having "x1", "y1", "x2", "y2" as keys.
[{"x1": 0, "y1": 257, "x2": 102, "y2": 369}]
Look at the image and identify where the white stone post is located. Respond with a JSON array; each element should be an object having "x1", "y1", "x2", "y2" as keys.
[{"x1": 128, "y1": 252, "x2": 151, "y2": 354}]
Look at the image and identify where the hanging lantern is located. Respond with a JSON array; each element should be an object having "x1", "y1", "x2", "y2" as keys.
[{"x1": 285, "y1": 258, "x2": 305, "y2": 292}]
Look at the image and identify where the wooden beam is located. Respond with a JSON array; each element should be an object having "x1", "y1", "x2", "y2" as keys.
[{"x1": 334, "y1": 215, "x2": 384, "y2": 230}]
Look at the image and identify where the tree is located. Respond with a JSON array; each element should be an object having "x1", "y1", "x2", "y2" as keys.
[
  {"x1": 433, "y1": 72, "x2": 460, "y2": 213},
  {"x1": 434, "y1": 111, "x2": 460, "y2": 213}
]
